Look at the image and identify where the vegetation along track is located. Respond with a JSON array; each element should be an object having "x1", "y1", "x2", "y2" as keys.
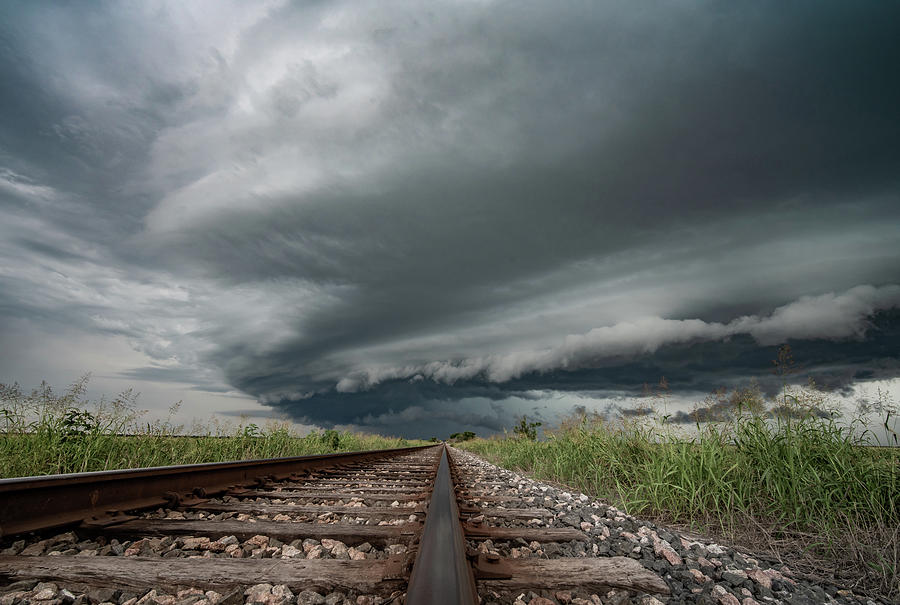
[{"x1": 0, "y1": 445, "x2": 882, "y2": 605}]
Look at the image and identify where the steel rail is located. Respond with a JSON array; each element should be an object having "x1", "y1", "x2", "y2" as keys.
[
  {"x1": 0, "y1": 444, "x2": 435, "y2": 538},
  {"x1": 406, "y1": 445, "x2": 478, "y2": 605}
]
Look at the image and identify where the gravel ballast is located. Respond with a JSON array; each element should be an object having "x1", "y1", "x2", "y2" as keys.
[{"x1": 451, "y1": 447, "x2": 889, "y2": 605}]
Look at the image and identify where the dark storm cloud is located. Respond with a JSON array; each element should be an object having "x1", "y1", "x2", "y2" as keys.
[
  {"x1": 1, "y1": 1, "x2": 899, "y2": 435},
  {"x1": 257, "y1": 309, "x2": 900, "y2": 437}
]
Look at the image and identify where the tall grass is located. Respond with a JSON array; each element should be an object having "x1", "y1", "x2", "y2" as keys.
[
  {"x1": 460, "y1": 381, "x2": 900, "y2": 598},
  {"x1": 0, "y1": 375, "x2": 424, "y2": 478}
]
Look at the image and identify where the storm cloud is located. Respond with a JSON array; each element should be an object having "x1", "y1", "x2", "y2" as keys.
[{"x1": 1, "y1": 1, "x2": 899, "y2": 436}]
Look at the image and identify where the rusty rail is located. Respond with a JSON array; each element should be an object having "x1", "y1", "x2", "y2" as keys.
[
  {"x1": 406, "y1": 445, "x2": 478, "y2": 605},
  {"x1": 0, "y1": 445, "x2": 434, "y2": 538}
]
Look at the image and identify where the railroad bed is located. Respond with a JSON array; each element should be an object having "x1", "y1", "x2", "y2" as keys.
[{"x1": 0, "y1": 445, "x2": 887, "y2": 605}]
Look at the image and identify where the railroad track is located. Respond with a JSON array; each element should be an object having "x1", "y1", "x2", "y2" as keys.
[
  {"x1": 0, "y1": 444, "x2": 670, "y2": 605},
  {"x1": 1, "y1": 445, "x2": 870, "y2": 604}
]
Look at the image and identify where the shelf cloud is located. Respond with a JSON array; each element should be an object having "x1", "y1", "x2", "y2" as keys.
[{"x1": 332, "y1": 285, "x2": 900, "y2": 393}]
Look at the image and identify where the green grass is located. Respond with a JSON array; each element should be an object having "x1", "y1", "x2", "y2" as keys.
[
  {"x1": 460, "y1": 382, "x2": 899, "y2": 599},
  {"x1": 0, "y1": 375, "x2": 425, "y2": 478}
]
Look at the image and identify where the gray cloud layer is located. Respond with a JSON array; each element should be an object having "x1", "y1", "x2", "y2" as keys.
[{"x1": 1, "y1": 1, "x2": 899, "y2": 436}]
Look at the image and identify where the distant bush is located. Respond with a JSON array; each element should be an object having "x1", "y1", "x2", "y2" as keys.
[{"x1": 512, "y1": 415, "x2": 541, "y2": 440}]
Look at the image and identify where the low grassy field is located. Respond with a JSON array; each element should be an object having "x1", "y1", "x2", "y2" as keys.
[
  {"x1": 459, "y1": 384, "x2": 899, "y2": 599},
  {"x1": 0, "y1": 376, "x2": 424, "y2": 479}
]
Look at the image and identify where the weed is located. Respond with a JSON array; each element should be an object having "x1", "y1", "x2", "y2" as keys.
[
  {"x1": 0, "y1": 374, "x2": 424, "y2": 478},
  {"x1": 460, "y1": 377, "x2": 899, "y2": 599}
]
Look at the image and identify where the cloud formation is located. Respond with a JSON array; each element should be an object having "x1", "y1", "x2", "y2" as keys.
[
  {"x1": 1, "y1": 1, "x2": 899, "y2": 435},
  {"x1": 332, "y1": 286, "x2": 900, "y2": 393}
]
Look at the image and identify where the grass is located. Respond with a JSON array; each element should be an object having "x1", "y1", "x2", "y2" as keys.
[
  {"x1": 459, "y1": 379, "x2": 900, "y2": 600},
  {"x1": 0, "y1": 375, "x2": 425, "y2": 478}
]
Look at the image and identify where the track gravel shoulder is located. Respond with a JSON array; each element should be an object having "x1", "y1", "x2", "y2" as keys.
[{"x1": 451, "y1": 447, "x2": 890, "y2": 605}]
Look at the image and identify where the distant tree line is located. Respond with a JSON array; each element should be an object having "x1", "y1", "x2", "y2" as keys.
[{"x1": 429, "y1": 415, "x2": 543, "y2": 443}]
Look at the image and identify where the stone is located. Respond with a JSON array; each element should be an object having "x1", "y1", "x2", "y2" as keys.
[
  {"x1": 560, "y1": 514, "x2": 581, "y2": 527},
  {"x1": 21, "y1": 540, "x2": 51, "y2": 556},
  {"x1": 746, "y1": 568, "x2": 771, "y2": 589},
  {"x1": 554, "y1": 591, "x2": 573, "y2": 604},
  {"x1": 246, "y1": 535, "x2": 269, "y2": 548},
  {"x1": 124, "y1": 540, "x2": 147, "y2": 557},
  {"x1": 722, "y1": 569, "x2": 749, "y2": 586},
  {"x1": 764, "y1": 567, "x2": 795, "y2": 586},
  {"x1": 263, "y1": 546, "x2": 280, "y2": 558},
  {"x1": 271, "y1": 585, "x2": 293, "y2": 600},
  {"x1": 603, "y1": 590, "x2": 629, "y2": 605},
  {"x1": 348, "y1": 547, "x2": 366, "y2": 560},
  {"x1": 712, "y1": 585, "x2": 741, "y2": 605},
  {"x1": 136, "y1": 590, "x2": 162, "y2": 605},
  {"x1": 297, "y1": 591, "x2": 326, "y2": 605},
  {"x1": 33, "y1": 587, "x2": 59, "y2": 600},
  {"x1": 52, "y1": 532, "x2": 78, "y2": 545},
  {"x1": 658, "y1": 545, "x2": 683, "y2": 566},
  {"x1": 302, "y1": 539, "x2": 321, "y2": 553},
  {"x1": 182, "y1": 537, "x2": 210, "y2": 550},
  {"x1": 243, "y1": 585, "x2": 273, "y2": 598},
  {"x1": 306, "y1": 545, "x2": 325, "y2": 559},
  {"x1": 219, "y1": 535, "x2": 239, "y2": 546},
  {"x1": 0, "y1": 592, "x2": 28, "y2": 605},
  {"x1": 202, "y1": 592, "x2": 222, "y2": 605},
  {"x1": 1, "y1": 540, "x2": 26, "y2": 555},
  {"x1": 688, "y1": 569, "x2": 711, "y2": 584}
]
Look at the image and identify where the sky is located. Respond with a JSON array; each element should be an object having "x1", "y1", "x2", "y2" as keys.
[{"x1": 1, "y1": 1, "x2": 899, "y2": 439}]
